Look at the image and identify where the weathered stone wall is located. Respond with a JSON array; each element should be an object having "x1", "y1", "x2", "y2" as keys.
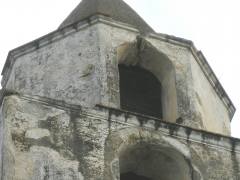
[
  {"x1": 2, "y1": 19, "x2": 233, "y2": 135},
  {"x1": 0, "y1": 17, "x2": 236, "y2": 180},
  {"x1": 146, "y1": 36, "x2": 200, "y2": 127},
  {"x1": 189, "y1": 53, "x2": 231, "y2": 135},
  {"x1": 98, "y1": 24, "x2": 195, "y2": 125},
  {"x1": 96, "y1": 22, "x2": 232, "y2": 134},
  {"x1": 1, "y1": 95, "x2": 84, "y2": 179},
  {"x1": 146, "y1": 36, "x2": 232, "y2": 135},
  {"x1": 5, "y1": 24, "x2": 102, "y2": 108},
  {"x1": 0, "y1": 95, "x2": 239, "y2": 180}
]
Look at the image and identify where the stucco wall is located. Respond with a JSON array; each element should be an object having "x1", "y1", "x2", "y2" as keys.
[
  {"x1": 5, "y1": 25, "x2": 102, "y2": 108},
  {"x1": 189, "y1": 53, "x2": 231, "y2": 135},
  {"x1": 146, "y1": 37, "x2": 202, "y2": 128},
  {"x1": 146, "y1": 36, "x2": 231, "y2": 135}
]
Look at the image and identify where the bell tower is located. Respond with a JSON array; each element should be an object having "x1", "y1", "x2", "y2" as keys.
[{"x1": 0, "y1": 0, "x2": 239, "y2": 179}]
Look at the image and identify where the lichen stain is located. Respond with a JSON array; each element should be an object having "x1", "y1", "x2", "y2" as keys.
[
  {"x1": 136, "y1": 116, "x2": 148, "y2": 127},
  {"x1": 231, "y1": 139, "x2": 240, "y2": 178},
  {"x1": 107, "y1": 108, "x2": 125, "y2": 132},
  {"x1": 176, "y1": 117, "x2": 184, "y2": 124},
  {"x1": 107, "y1": 110, "x2": 113, "y2": 133},
  {"x1": 68, "y1": 110, "x2": 89, "y2": 173},
  {"x1": 124, "y1": 112, "x2": 130, "y2": 123},
  {"x1": 201, "y1": 132, "x2": 221, "y2": 143},
  {"x1": 154, "y1": 120, "x2": 162, "y2": 130},
  {"x1": 43, "y1": 166, "x2": 50, "y2": 180},
  {"x1": 185, "y1": 128, "x2": 192, "y2": 142},
  {"x1": 168, "y1": 124, "x2": 180, "y2": 136},
  {"x1": 11, "y1": 132, "x2": 29, "y2": 152},
  {"x1": 153, "y1": 121, "x2": 181, "y2": 135},
  {"x1": 128, "y1": 134, "x2": 139, "y2": 144}
]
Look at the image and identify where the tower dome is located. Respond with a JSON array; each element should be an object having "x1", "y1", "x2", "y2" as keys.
[{"x1": 59, "y1": 0, "x2": 154, "y2": 33}]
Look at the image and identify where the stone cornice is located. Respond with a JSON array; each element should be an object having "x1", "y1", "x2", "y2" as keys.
[
  {"x1": 1, "y1": 94, "x2": 239, "y2": 154},
  {"x1": 1, "y1": 15, "x2": 235, "y2": 120}
]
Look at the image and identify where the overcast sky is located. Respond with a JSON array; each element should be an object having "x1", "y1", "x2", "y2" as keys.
[{"x1": 0, "y1": 0, "x2": 239, "y2": 137}]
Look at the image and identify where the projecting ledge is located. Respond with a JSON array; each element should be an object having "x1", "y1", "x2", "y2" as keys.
[
  {"x1": 2, "y1": 93, "x2": 239, "y2": 154},
  {"x1": 94, "y1": 105, "x2": 240, "y2": 153}
]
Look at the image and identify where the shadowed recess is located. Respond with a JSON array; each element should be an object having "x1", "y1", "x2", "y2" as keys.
[
  {"x1": 121, "y1": 172, "x2": 151, "y2": 180},
  {"x1": 119, "y1": 64, "x2": 162, "y2": 118},
  {"x1": 119, "y1": 144, "x2": 195, "y2": 180}
]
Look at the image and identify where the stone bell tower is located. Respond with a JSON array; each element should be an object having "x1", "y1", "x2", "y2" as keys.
[{"x1": 0, "y1": 0, "x2": 239, "y2": 179}]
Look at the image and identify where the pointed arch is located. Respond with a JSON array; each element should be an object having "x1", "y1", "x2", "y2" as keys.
[{"x1": 117, "y1": 37, "x2": 178, "y2": 122}]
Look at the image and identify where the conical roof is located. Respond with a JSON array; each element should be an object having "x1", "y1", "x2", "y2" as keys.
[{"x1": 59, "y1": 0, "x2": 154, "y2": 33}]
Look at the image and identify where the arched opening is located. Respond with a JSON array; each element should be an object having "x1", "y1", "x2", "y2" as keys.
[
  {"x1": 119, "y1": 144, "x2": 193, "y2": 180},
  {"x1": 119, "y1": 64, "x2": 162, "y2": 118},
  {"x1": 103, "y1": 129, "x2": 202, "y2": 180},
  {"x1": 117, "y1": 38, "x2": 178, "y2": 122}
]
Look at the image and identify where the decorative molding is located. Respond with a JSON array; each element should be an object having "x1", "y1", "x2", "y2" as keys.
[{"x1": 1, "y1": 93, "x2": 239, "y2": 154}]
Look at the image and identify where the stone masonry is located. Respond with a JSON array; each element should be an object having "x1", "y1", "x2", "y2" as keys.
[{"x1": 0, "y1": 0, "x2": 239, "y2": 179}]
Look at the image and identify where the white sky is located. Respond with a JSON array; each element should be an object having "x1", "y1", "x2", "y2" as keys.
[{"x1": 0, "y1": 0, "x2": 239, "y2": 137}]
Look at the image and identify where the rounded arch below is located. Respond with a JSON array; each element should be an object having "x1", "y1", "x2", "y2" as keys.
[{"x1": 104, "y1": 128, "x2": 203, "y2": 180}]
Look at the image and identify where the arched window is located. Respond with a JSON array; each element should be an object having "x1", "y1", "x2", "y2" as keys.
[{"x1": 119, "y1": 64, "x2": 162, "y2": 118}]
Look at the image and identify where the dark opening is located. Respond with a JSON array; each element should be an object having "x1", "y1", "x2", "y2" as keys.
[
  {"x1": 119, "y1": 64, "x2": 162, "y2": 118},
  {"x1": 121, "y1": 172, "x2": 151, "y2": 180}
]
